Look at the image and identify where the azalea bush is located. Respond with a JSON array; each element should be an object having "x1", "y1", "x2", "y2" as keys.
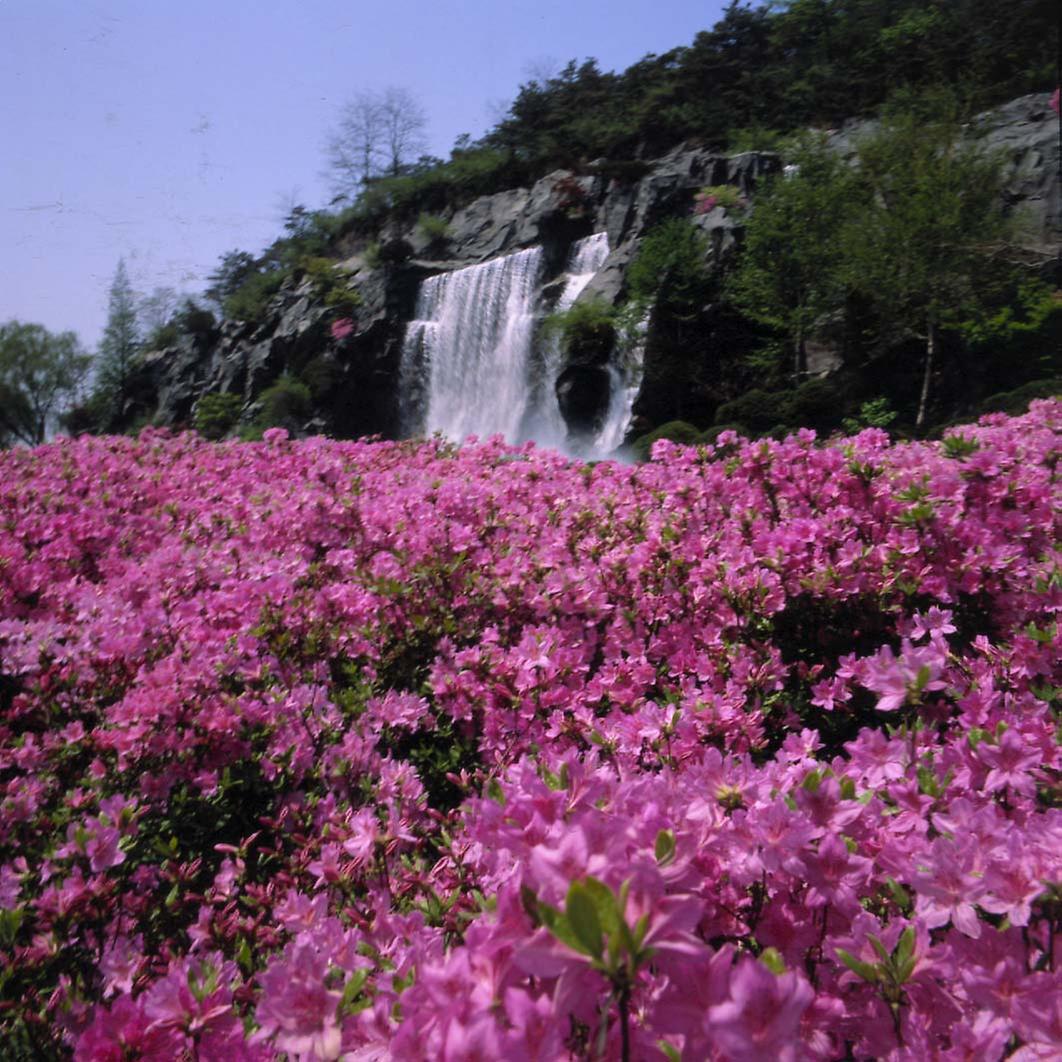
[{"x1": 0, "y1": 402, "x2": 1060, "y2": 1060}]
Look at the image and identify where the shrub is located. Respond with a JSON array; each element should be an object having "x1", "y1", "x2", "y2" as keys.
[
  {"x1": 222, "y1": 267, "x2": 291, "y2": 322},
  {"x1": 542, "y1": 298, "x2": 617, "y2": 363},
  {"x1": 843, "y1": 397, "x2": 899, "y2": 434},
  {"x1": 715, "y1": 388, "x2": 795, "y2": 434},
  {"x1": 144, "y1": 321, "x2": 180, "y2": 350},
  {"x1": 726, "y1": 125, "x2": 789, "y2": 153},
  {"x1": 417, "y1": 213, "x2": 451, "y2": 245},
  {"x1": 693, "y1": 184, "x2": 748, "y2": 214},
  {"x1": 298, "y1": 256, "x2": 362, "y2": 315},
  {"x1": 176, "y1": 300, "x2": 217, "y2": 336},
  {"x1": 788, "y1": 376, "x2": 850, "y2": 434},
  {"x1": 300, "y1": 356, "x2": 340, "y2": 401},
  {"x1": 193, "y1": 392, "x2": 243, "y2": 440},
  {"x1": 630, "y1": 419, "x2": 703, "y2": 460},
  {"x1": 257, "y1": 374, "x2": 312, "y2": 428},
  {"x1": 626, "y1": 219, "x2": 709, "y2": 309},
  {"x1": 977, "y1": 377, "x2": 1062, "y2": 416}
]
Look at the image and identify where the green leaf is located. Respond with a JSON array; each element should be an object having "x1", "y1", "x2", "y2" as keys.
[
  {"x1": 581, "y1": 877, "x2": 623, "y2": 937},
  {"x1": 837, "y1": 948, "x2": 879, "y2": 983},
  {"x1": 235, "y1": 936, "x2": 253, "y2": 975},
  {"x1": 802, "y1": 769, "x2": 822, "y2": 792},
  {"x1": 658, "y1": 1042, "x2": 682, "y2": 1062},
  {"x1": 760, "y1": 947, "x2": 786, "y2": 974},
  {"x1": 0, "y1": 907, "x2": 23, "y2": 947},
  {"x1": 631, "y1": 912, "x2": 651, "y2": 950},
  {"x1": 654, "y1": 829, "x2": 677, "y2": 867},
  {"x1": 894, "y1": 926, "x2": 916, "y2": 965},
  {"x1": 340, "y1": 968, "x2": 370, "y2": 1014},
  {"x1": 885, "y1": 877, "x2": 912, "y2": 913},
  {"x1": 566, "y1": 883, "x2": 604, "y2": 960},
  {"x1": 868, "y1": 935, "x2": 891, "y2": 964}
]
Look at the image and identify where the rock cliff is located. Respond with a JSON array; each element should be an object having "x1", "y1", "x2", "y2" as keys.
[{"x1": 139, "y1": 93, "x2": 1060, "y2": 443}]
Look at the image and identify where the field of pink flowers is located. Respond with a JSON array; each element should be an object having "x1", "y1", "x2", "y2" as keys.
[{"x1": 0, "y1": 403, "x2": 1059, "y2": 1060}]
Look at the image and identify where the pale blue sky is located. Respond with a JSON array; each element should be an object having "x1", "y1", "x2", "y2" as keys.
[{"x1": 2, "y1": 0, "x2": 727, "y2": 348}]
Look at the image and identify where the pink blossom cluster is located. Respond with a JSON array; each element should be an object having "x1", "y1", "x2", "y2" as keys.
[{"x1": 0, "y1": 402, "x2": 1059, "y2": 1059}]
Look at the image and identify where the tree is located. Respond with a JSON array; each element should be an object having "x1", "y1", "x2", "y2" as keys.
[
  {"x1": 728, "y1": 137, "x2": 858, "y2": 376},
  {"x1": 205, "y1": 250, "x2": 258, "y2": 312},
  {"x1": 94, "y1": 259, "x2": 142, "y2": 428},
  {"x1": 326, "y1": 87, "x2": 427, "y2": 194},
  {"x1": 0, "y1": 321, "x2": 91, "y2": 446},
  {"x1": 843, "y1": 106, "x2": 1011, "y2": 426}
]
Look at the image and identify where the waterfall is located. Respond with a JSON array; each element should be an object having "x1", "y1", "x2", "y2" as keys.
[
  {"x1": 400, "y1": 232, "x2": 643, "y2": 456},
  {"x1": 556, "y1": 231, "x2": 610, "y2": 310},
  {"x1": 528, "y1": 232, "x2": 613, "y2": 449},
  {"x1": 400, "y1": 247, "x2": 543, "y2": 443},
  {"x1": 594, "y1": 313, "x2": 648, "y2": 454}
]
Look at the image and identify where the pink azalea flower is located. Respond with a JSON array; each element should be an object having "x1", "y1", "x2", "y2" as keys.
[
  {"x1": 706, "y1": 957, "x2": 814, "y2": 1062},
  {"x1": 255, "y1": 941, "x2": 343, "y2": 1060}
]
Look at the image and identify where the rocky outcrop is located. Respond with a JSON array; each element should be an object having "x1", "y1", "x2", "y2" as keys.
[{"x1": 138, "y1": 93, "x2": 1060, "y2": 443}]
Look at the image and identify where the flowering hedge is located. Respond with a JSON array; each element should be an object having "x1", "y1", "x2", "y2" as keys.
[{"x1": 0, "y1": 404, "x2": 1059, "y2": 1060}]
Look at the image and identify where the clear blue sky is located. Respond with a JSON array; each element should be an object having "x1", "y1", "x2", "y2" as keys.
[{"x1": 1, "y1": 0, "x2": 727, "y2": 349}]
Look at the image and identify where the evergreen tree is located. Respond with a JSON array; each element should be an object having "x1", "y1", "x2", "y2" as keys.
[{"x1": 94, "y1": 259, "x2": 141, "y2": 429}]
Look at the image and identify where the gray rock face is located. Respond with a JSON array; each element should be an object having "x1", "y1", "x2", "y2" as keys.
[
  {"x1": 973, "y1": 94, "x2": 1061, "y2": 252},
  {"x1": 141, "y1": 94, "x2": 1059, "y2": 442},
  {"x1": 827, "y1": 93, "x2": 1060, "y2": 251}
]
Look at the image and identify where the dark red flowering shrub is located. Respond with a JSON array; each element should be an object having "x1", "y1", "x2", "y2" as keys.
[{"x1": 0, "y1": 404, "x2": 1059, "y2": 1059}]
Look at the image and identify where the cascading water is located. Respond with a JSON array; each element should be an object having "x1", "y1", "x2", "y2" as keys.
[
  {"x1": 400, "y1": 246, "x2": 543, "y2": 443},
  {"x1": 527, "y1": 232, "x2": 612, "y2": 449},
  {"x1": 400, "y1": 232, "x2": 643, "y2": 456},
  {"x1": 593, "y1": 312, "x2": 648, "y2": 454}
]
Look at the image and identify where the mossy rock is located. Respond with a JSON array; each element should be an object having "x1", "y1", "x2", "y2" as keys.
[
  {"x1": 631, "y1": 420, "x2": 703, "y2": 461},
  {"x1": 714, "y1": 389, "x2": 795, "y2": 434},
  {"x1": 977, "y1": 378, "x2": 1062, "y2": 416}
]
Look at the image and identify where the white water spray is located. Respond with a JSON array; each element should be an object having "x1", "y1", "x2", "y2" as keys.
[
  {"x1": 400, "y1": 247, "x2": 543, "y2": 443},
  {"x1": 400, "y1": 232, "x2": 643, "y2": 455}
]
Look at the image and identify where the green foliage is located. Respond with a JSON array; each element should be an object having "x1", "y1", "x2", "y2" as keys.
[
  {"x1": 977, "y1": 378, "x2": 1062, "y2": 417},
  {"x1": 206, "y1": 250, "x2": 258, "y2": 309},
  {"x1": 842, "y1": 103, "x2": 1013, "y2": 425},
  {"x1": 144, "y1": 321, "x2": 180, "y2": 350},
  {"x1": 382, "y1": 714, "x2": 479, "y2": 812},
  {"x1": 193, "y1": 392, "x2": 243, "y2": 440},
  {"x1": 256, "y1": 375, "x2": 312, "y2": 429},
  {"x1": 300, "y1": 356, "x2": 341, "y2": 402},
  {"x1": 726, "y1": 125, "x2": 789, "y2": 153},
  {"x1": 630, "y1": 420, "x2": 703, "y2": 461},
  {"x1": 787, "y1": 376, "x2": 851, "y2": 434},
  {"x1": 298, "y1": 257, "x2": 362, "y2": 315},
  {"x1": 715, "y1": 389, "x2": 795, "y2": 435},
  {"x1": 542, "y1": 298, "x2": 617, "y2": 362},
  {"x1": 727, "y1": 138, "x2": 857, "y2": 375},
  {"x1": 223, "y1": 267, "x2": 291, "y2": 322},
  {"x1": 0, "y1": 321, "x2": 91, "y2": 447},
  {"x1": 417, "y1": 213, "x2": 451, "y2": 244},
  {"x1": 695, "y1": 184, "x2": 748, "y2": 212},
  {"x1": 627, "y1": 220, "x2": 709, "y2": 311},
  {"x1": 843, "y1": 398, "x2": 899, "y2": 434},
  {"x1": 524, "y1": 874, "x2": 657, "y2": 1054},
  {"x1": 92, "y1": 259, "x2": 143, "y2": 432},
  {"x1": 362, "y1": 242, "x2": 382, "y2": 270},
  {"x1": 177, "y1": 299, "x2": 218, "y2": 336}
]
